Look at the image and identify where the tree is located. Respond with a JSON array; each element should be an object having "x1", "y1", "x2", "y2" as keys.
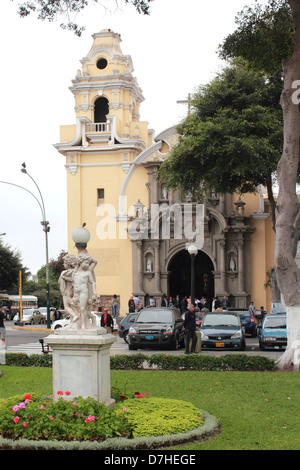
[
  {"x1": 214, "y1": 0, "x2": 300, "y2": 370},
  {"x1": 22, "y1": 250, "x2": 67, "y2": 307},
  {"x1": 14, "y1": 0, "x2": 154, "y2": 35},
  {"x1": 0, "y1": 242, "x2": 30, "y2": 293},
  {"x1": 158, "y1": 60, "x2": 283, "y2": 228}
]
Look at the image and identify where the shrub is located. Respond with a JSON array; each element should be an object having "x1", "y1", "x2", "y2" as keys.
[
  {"x1": 0, "y1": 392, "x2": 131, "y2": 441},
  {"x1": 116, "y1": 397, "x2": 204, "y2": 437},
  {"x1": 4, "y1": 352, "x2": 276, "y2": 371},
  {"x1": 5, "y1": 353, "x2": 52, "y2": 367}
]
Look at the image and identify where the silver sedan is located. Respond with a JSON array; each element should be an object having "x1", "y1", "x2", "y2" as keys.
[{"x1": 13, "y1": 309, "x2": 44, "y2": 325}]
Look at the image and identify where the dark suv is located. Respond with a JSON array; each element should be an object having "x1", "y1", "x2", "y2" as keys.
[{"x1": 128, "y1": 307, "x2": 184, "y2": 350}]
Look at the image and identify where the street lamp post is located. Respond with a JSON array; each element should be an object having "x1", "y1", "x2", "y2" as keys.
[
  {"x1": 21, "y1": 163, "x2": 51, "y2": 329},
  {"x1": 188, "y1": 244, "x2": 198, "y2": 306}
]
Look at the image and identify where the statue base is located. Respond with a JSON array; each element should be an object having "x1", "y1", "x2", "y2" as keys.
[{"x1": 45, "y1": 327, "x2": 116, "y2": 407}]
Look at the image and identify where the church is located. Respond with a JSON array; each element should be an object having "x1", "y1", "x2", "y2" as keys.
[{"x1": 54, "y1": 29, "x2": 275, "y2": 315}]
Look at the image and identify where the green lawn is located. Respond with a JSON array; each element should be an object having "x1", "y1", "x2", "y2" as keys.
[{"x1": 1, "y1": 366, "x2": 300, "y2": 450}]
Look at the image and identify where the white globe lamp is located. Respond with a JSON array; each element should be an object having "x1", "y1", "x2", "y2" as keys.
[{"x1": 72, "y1": 223, "x2": 90, "y2": 249}]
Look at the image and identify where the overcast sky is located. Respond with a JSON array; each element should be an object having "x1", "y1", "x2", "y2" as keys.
[{"x1": 0, "y1": 0, "x2": 261, "y2": 276}]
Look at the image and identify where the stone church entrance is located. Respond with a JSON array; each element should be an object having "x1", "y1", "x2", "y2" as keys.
[{"x1": 168, "y1": 250, "x2": 215, "y2": 302}]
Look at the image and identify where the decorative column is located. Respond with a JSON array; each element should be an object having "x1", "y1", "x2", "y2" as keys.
[
  {"x1": 136, "y1": 239, "x2": 144, "y2": 294},
  {"x1": 219, "y1": 239, "x2": 227, "y2": 294},
  {"x1": 237, "y1": 237, "x2": 246, "y2": 294},
  {"x1": 154, "y1": 240, "x2": 161, "y2": 294}
]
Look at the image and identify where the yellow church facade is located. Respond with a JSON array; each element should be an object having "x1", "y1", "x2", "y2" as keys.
[{"x1": 55, "y1": 29, "x2": 275, "y2": 315}]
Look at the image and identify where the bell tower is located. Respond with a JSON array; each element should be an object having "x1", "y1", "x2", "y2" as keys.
[{"x1": 54, "y1": 29, "x2": 152, "y2": 314}]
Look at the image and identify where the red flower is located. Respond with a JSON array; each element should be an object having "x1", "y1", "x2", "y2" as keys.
[
  {"x1": 57, "y1": 391, "x2": 63, "y2": 395},
  {"x1": 24, "y1": 394, "x2": 31, "y2": 400},
  {"x1": 65, "y1": 391, "x2": 71, "y2": 396}
]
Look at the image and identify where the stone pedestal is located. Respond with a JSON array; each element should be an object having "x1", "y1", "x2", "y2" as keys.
[{"x1": 45, "y1": 327, "x2": 116, "y2": 407}]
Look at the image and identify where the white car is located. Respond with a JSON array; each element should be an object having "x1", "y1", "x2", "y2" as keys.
[{"x1": 51, "y1": 312, "x2": 117, "y2": 331}]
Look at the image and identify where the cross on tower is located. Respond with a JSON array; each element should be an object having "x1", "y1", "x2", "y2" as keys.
[{"x1": 177, "y1": 93, "x2": 192, "y2": 115}]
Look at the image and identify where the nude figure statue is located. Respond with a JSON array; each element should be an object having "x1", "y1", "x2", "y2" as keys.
[
  {"x1": 58, "y1": 254, "x2": 79, "y2": 326},
  {"x1": 71, "y1": 252, "x2": 98, "y2": 329}
]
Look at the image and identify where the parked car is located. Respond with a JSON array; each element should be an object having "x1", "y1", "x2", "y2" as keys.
[
  {"x1": 38, "y1": 307, "x2": 56, "y2": 322},
  {"x1": 257, "y1": 313, "x2": 287, "y2": 350},
  {"x1": 118, "y1": 312, "x2": 138, "y2": 343},
  {"x1": 128, "y1": 307, "x2": 184, "y2": 350},
  {"x1": 195, "y1": 312, "x2": 204, "y2": 329},
  {"x1": 13, "y1": 309, "x2": 44, "y2": 325},
  {"x1": 51, "y1": 312, "x2": 117, "y2": 331},
  {"x1": 200, "y1": 312, "x2": 245, "y2": 350},
  {"x1": 228, "y1": 308, "x2": 257, "y2": 337}
]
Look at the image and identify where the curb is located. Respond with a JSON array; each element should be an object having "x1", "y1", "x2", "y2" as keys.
[
  {"x1": 0, "y1": 410, "x2": 219, "y2": 450},
  {"x1": 13, "y1": 326, "x2": 52, "y2": 333},
  {"x1": 12, "y1": 326, "x2": 118, "y2": 334}
]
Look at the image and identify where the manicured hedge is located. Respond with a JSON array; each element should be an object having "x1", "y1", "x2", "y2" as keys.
[
  {"x1": 110, "y1": 353, "x2": 276, "y2": 371},
  {"x1": 3, "y1": 352, "x2": 276, "y2": 371}
]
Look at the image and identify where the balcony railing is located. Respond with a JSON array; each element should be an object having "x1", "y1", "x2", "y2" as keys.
[{"x1": 85, "y1": 122, "x2": 110, "y2": 133}]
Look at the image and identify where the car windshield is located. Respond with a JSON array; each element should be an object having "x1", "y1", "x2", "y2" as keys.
[
  {"x1": 136, "y1": 309, "x2": 173, "y2": 323},
  {"x1": 233, "y1": 311, "x2": 251, "y2": 318},
  {"x1": 22, "y1": 310, "x2": 34, "y2": 315},
  {"x1": 202, "y1": 314, "x2": 239, "y2": 327},
  {"x1": 264, "y1": 316, "x2": 286, "y2": 329}
]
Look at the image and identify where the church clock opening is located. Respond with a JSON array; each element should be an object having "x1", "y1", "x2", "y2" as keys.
[{"x1": 168, "y1": 250, "x2": 214, "y2": 304}]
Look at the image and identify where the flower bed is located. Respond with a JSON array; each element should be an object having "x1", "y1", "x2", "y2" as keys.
[{"x1": 0, "y1": 391, "x2": 218, "y2": 450}]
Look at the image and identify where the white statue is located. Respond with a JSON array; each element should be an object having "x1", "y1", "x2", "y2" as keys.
[
  {"x1": 58, "y1": 254, "x2": 79, "y2": 325},
  {"x1": 59, "y1": 251, "x2": 99, "y2": 330},
  {"x1": 72, "y1": 252, "x2": 98, "y2": 329},
  {"x1": 146, "y1": 258, "x2": 152, "y2": 272}
]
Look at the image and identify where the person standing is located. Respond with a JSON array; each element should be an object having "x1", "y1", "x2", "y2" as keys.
[
  {"x1": 248, "y1": 301, "x2": 256, "y2": 315},
  {"x1": 222, "y1": 296, "x2": 230, "y2": 310},
  {"x1": 181, "y1": 295, "x2": 188, "y2": 314},
  {"x1": 183, "y1": 304, "x2": 197, "y2": 354},
  {"x1": 100, "y1": 308, "x2": 114, "y2": 333},
  {"x1": 128, "y1": 296, "x2": 135, "y2": 312},
  {"x1": 112, "y1": 295, "x2": 119, "y2": 317},
  {"x1": 161, "y1": 294, "x2": 168, "y2": 307},
  {"x1": 133, "y1": 295, "x2": 140, "y2": 312},
  {"x1": 0, "y1": 306, "x2": 6, "y2": 349}
]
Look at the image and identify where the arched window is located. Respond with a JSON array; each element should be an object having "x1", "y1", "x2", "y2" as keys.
[{"x1": 94, "y1": 97, "x2": 109, "y2": 123}]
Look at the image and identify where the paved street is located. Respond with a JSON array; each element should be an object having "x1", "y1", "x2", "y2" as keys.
[{"x1": 1, "y1": 321, "x2": 285, "y2": 361}]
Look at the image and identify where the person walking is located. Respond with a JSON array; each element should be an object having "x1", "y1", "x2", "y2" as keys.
[
  {"x1": 0, "y1": 306, "x2": 6, "y2": 350},
  {"x1": 183, "y1": 304, "x2": 197, "y2": 354}
]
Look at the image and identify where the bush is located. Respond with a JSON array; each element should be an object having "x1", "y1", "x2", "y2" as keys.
[
  {"x1": 4, "y1": 352, "x2": 276, "y2": 371},
  {"x1": 0, "y1": 391, "x2": 205, "y2": 445},
  {"x1": 5, "y1": 353, "x2": 52, "y2": 367},
  {"x1": 112, "y1": 353, "x2": 276, "y2": 371},
  {"x1": 116, "y1": 397, "x2": 204, "y2": 438},
  {"x1": 0, "y1": 392, "x2": 131, "y2": 441}
]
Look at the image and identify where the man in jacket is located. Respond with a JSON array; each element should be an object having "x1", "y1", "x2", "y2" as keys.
[
  {"x1": 100, "y1": 308, "x2": 114, "y2": 333},
  {"x1": 183, "y1": 304, "x2": 197, "y2": 354}
]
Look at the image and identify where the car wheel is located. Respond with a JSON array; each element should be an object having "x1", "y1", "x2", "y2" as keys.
[
  {"x1": 54, "y1": 325, "x2": 62, "y2": 330},
  {"x1": 123, "y1": 331, "x2": 129, "y2": 344},
  {"x1": 259, "y1": 341, "x2": 265, "y2": 351},
  {"x1": 30, "y1": 319, "x2": 34, "y2": 325},
  {"x1": 172, "y1": 335, "x2": 180, "y2": 350}
]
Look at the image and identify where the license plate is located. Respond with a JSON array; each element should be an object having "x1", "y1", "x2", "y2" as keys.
[
  {"x1": 145, "y1": 335, "x2": 154, "y2": 340},
  {"x1": 216, "y1": 342, "x2": 225, "y2": 347}
]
